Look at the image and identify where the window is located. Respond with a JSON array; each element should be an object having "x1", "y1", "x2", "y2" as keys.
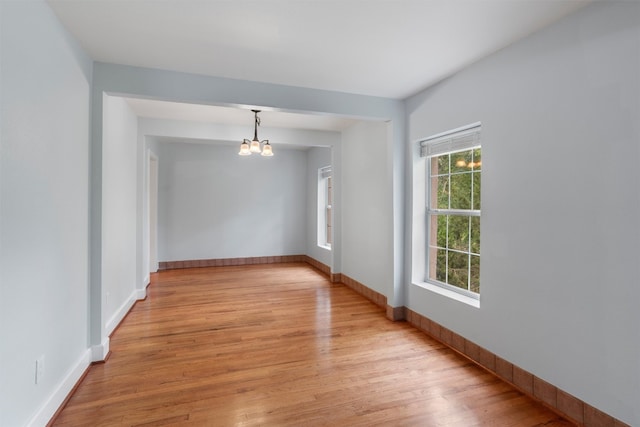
[
  {"x1": 318, "y1": 166, "x2": 332, "y2": 249},
  {"x1": 421, "y1": 125, "x2": 481, "y2": 297}
]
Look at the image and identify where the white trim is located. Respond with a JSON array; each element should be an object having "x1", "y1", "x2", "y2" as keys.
[
  {"x1": 420, "y1": 123, "x2": 481, "y2": 158},
  {"x1": 105, "y1": 289, "x2": 145, "y2": 337},
  {"x1": 424, "y1": 278, "x2": 480, "y2": 300},
  {"x1": 148, "y1": 151, "x2": 159, "y2": 274},
  {"x1": 91, "y1": 338, "x2": 110, "y2": 362},
  {"x1": 413, "y1": 281, "x2": 480, "y2": 308},
  {"x1": 317, "y1": 166, "x2": 332, "y2": 249},
  {"x1": 26, "y1": 349, "x2": 91, "y2": 427},
  {"x1": 429, "y1": 209, "x2": 481, "y2": 216},
  {"x1": 424, "y1": 124, "x2": 482, "y2": 298},
  {"x1": 419, "y1": 121, "x2": 482, "y2": 144},
  {"x1": 319, "y1": 165, "x2": 332, "y2": 178}
]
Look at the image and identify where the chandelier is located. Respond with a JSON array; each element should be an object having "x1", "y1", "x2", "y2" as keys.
[{"x1": 239, "y1": 109, "x2": 273, "y2": 156}]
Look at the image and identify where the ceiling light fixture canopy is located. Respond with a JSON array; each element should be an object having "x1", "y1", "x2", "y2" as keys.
[{"x1": 239, "y1": 109, "x2": 273, "y2": 157}]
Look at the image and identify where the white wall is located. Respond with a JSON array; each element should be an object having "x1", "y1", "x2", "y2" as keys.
[
  {"x1": 306, "y1": 147, "x2": 332, "y2": 267},
  {"x1": 341, "y1": 121, "x2": 393, "y2": 296},
  {"x1": 156, "y1": 142, "x2": 307, "y2": 261},
  {"x1": 406, "y1": 2, "x2": 640, "y2": 425},
  {"x1": 102, "y1": 95, "x2": 140, "y2": 335},
  {"x1": 0, "y1": 1, "x2": 92, "y2": 426}
]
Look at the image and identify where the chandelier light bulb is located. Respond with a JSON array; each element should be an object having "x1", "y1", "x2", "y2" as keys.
[
  {"x1": 239, "y1": 140, "x2": 251, "y2": 156},
  {"x1": 250, "y1": 139, "x2": 262, "y2": 153},
  {"x1": 261, "y1": 142, "x2": 273, "y2": 157}
]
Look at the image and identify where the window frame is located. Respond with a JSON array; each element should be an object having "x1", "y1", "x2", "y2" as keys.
[
  {"x1": 422, "y1": 124, "x2": 481, "y2": 300},
  {"x1": 317, "y1": 166, "x2": 332, "y2": 250}
]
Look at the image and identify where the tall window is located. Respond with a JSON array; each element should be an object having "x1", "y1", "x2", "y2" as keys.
[
  {"x1": 318, "y1": 166, "x2": 332, "y2": 249},
  {"x1": 421, "y1": 125, "x2": 481, "y2": 297}
]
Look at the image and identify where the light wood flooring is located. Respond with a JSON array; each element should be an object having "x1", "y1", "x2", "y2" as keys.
[{"x1": 52, "y1": 263, "x2": 573, "y2": 426}]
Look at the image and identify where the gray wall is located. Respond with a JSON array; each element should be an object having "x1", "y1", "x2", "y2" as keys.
[
  {"x1": 6, "y1": 1, "x2": 633, "y2": 425},
  {"x1": 342, "y1": 121, "x2": 393, "y2": 294},
  {"x1": 406, "y1": 2, "x2": 640, "y2": 424},
  {"x1": 137, "y1": 117, "x2": 343, "y2": 271},
  {"x1": 156, "y1": 142, "x2": 308, "y2": 261},
  {"x1": 0, "y1": 1, "x2": 92, "y2": 425}
]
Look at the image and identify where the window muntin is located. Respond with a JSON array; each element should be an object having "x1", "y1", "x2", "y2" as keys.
[{"x1": 424, "y1": 127, "x2": 481, "y2": 297}]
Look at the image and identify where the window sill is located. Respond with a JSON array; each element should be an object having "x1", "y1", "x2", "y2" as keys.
[
  {"x1": 318, "y1": 244, "x2": 332, "y2": 251},
  {"x1": 412, "y1": 281, "x2": 480, "y2": 308}
]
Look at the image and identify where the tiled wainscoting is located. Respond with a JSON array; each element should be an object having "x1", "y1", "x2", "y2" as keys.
[
  {"x1": 158, "y1": 255, "x2": 628, "y2": 427},
  {"x1": 160, "y1": 255, "x2": 389, "y2": 309},
  {"x1": 402, "y1": 308, "x2": 628, "y2": 427},
  {"x1": 158, "y1": 255, "x2": 306, "y2": 270},
  {"x1": 306, "y1": 258, "x2": 628, "y2": 427},
  {"x1": 339, "y1": 273, "x2": 387, "y2": 309}
]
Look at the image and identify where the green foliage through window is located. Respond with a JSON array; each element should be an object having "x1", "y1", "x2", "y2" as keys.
[{"x1": 428, "y1": 147, "x2": 481, "y2": 294}]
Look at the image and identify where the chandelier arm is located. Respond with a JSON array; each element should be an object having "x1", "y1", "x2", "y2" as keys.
[{"x1": 254, "y1": 111, "x2": 260, "y2": 141}]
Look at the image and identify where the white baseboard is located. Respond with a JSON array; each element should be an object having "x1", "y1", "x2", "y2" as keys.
[
  {"x1": 105, "y1": 287, "x2": 145, "y2": 338},
  {"x1": 25, "y1": 287, "x2": 148, "y2": 426},
  {"x1": 91, "y1": 338, "x2": 110, "y2": 362},
  {"x1": 26, "y1": 349, "x2": 91, "y2": 427}
]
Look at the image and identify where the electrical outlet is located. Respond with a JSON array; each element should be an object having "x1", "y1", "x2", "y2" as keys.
[{"x1": 35, "y1": 355, "x2": 45, "y2": 385}]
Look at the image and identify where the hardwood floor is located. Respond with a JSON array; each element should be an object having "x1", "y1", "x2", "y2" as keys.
[{"x1": 52, "y1": 263, "x2": 574, "y2": 426}]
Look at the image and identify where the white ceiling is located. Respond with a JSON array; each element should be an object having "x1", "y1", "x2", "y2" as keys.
[{"x1": 47, "y1": 0, "x2": 590, "y2": 132}]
